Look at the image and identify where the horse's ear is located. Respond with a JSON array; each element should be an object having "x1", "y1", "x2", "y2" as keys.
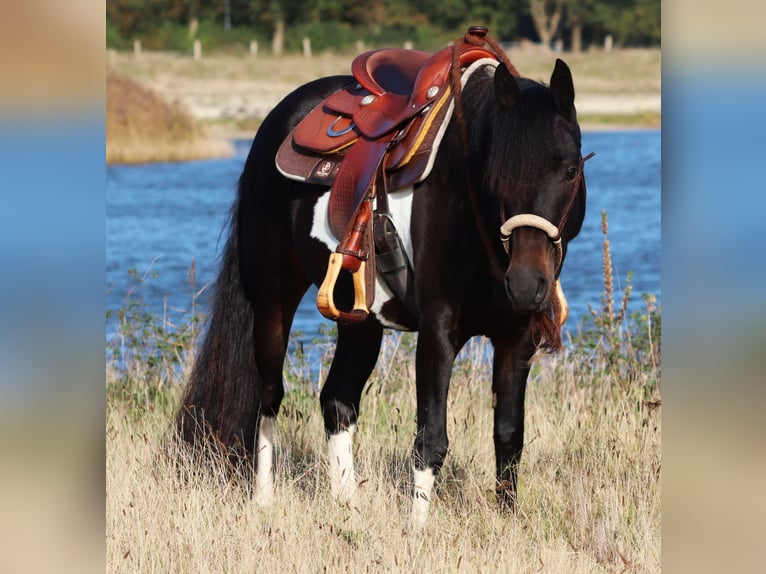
[
  {"x1": 494, "y1": 63, "x2": 519, "y2": 111},
  {"x1": 550, "y1": 58, "x2": 575, "y2": 117}
]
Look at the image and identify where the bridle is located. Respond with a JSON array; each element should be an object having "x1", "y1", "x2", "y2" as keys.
[
  {"x1": 499, "y1": 151, "x2": 596, "y2": 275},
  {"x1": 450, "y1": 28, "x2": 595, "y2": 284}
]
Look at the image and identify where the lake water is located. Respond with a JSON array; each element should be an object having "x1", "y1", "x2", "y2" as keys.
[{"x1": 106, "y1": 130, "x2": 660, "y2": 343}]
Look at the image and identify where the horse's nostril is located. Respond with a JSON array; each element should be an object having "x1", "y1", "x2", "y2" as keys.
[
  {"x1": 533, "y1": 277, "x2": 547, "y2": 304},
  {"x1": 505, "y1": 273, "x2": 548, "y2": 309}
]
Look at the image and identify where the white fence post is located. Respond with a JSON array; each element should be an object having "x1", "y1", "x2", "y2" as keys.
[
  {"x1": 403, "y1": 40, "x2": 413, "y2": 50},
  {"x1": 193, "y1": 39, "x2": 202, "y2": 60},
  {"x1": 604, "y1": 34, "x2": 613, "y2": 52},
  {"x1": 302, "y1": 37, "x2": 311, "y2": 58},
  {"x1": 133, "y1": 39, "x2": 141, "y2": 58},
  {"x1": 250, "y1": 40, "x2": 259, "y2": 57}
]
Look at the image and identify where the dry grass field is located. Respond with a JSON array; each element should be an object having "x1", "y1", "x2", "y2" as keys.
[
  {"x1": 107, "y1": 337, "x2": 660, "y2": 573},
  {"x1": 107, "y1": 47, "x2": 660, "y2": 143},
  {"x1": 106, "y1": 225, "x2": 661, "y2": 573}
]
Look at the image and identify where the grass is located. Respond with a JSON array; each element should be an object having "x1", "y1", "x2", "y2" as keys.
[
  {"x1": 106, "y1": 213, "x2": 660, "y2": 572},
  {"x1": 578, "y1": 111, "x2": 661, "y2": 129},
  {"x1": 106, "y1": 72, "x2": 232, "y2": 164}
]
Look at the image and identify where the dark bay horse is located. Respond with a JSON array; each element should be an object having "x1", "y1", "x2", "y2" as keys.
[{"x1": 177, "y1": 43, "x2": 589, "y2": 527}]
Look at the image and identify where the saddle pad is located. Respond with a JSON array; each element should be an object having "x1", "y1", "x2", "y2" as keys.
[{"x1": 275, "y1": 138, "x2": 346, "y2": 185}]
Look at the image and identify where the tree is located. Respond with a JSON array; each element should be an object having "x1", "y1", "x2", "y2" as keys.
[
  {"x1": 529, "y1": 0, "x2": 564, "y2": 48},
  {"x1": 591, "y1": 0, "x2": 661, "y2": 47},
  {"x1": 270, "y1": 1, "x2": 285, "y2": 54},
  {"x1": 562, "y1": 0, "x2": 597, "y2": 53}
]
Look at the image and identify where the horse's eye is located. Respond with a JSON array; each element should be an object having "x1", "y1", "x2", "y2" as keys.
[{"x1": 565, "y1": 166, "x2": 579, "y2": 180}]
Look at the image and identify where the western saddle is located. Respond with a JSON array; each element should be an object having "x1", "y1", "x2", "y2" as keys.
[{"x1": 276, "y1": 27, "x2": 508, "y2": 324}]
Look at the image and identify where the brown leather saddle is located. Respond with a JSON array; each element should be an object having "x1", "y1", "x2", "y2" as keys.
[{"x1": 276, "y1": 27, "x2": 501, "y2": 323}]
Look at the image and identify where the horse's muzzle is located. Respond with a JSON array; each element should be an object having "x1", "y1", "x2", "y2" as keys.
[{"x1": 504, "y1": 270, "x2": 550, "y2": 313}]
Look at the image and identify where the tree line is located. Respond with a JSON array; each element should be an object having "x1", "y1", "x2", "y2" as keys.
[{"x1": 107, "y1": 0, "x2": 660, "y2": 54}]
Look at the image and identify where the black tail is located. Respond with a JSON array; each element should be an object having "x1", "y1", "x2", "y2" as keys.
[
  {"x1": 177, "y1": 194, "x2": 260, "y2": 459},
  {"x1": 176, "y1": 74, "x2": 354, "y2": 461}
]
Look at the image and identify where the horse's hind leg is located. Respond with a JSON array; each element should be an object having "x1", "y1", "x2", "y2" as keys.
[
  {"x1": 241, "y1": 223, "x2": 310, "y2": 506},
  {"x1": 250, "y1": 283, "x2": 308, "y2": 506},
  {"x1": 320, "y1": 320, "x2": 383, "y2": 501}
]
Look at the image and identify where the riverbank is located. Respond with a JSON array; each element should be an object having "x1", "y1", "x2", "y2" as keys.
[
  {"x1": 107, "y1": 47, "x2": 660, "y2": 158},
  {"x1": 106, "y1": 72, "x2": 233, "y2": 164}
]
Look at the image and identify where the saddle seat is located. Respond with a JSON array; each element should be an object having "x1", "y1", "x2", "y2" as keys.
[{"x1": 353, "y1": 48, "x2": 432, "y2": 96}]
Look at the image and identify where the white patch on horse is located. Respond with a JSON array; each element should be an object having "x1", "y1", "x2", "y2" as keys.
[
  {"x1": 410, "y1": 466, "x2": 436, "y2": 529},
  {"x1": 327, "y1": 424, "x2": 357, "y2": 501},
  {"x1": 310, "y1": 188, "x2": 414, "y2": 330},
  {"x1": 255, "y1": 416, "x2": 275, "y2": 507}
]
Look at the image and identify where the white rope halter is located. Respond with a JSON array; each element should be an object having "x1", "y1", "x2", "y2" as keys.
[{"x1": 499, "y1": 214, "x2": 563, "y2": 270}]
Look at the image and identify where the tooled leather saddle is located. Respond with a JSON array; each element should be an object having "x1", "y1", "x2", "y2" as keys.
[{"x1": 276, "y1": 26, "x2": 503, "y2": 324}]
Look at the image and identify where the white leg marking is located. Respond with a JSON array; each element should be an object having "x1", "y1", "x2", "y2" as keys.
[
  {"x1": 255, "y1": 416, "x2": 275, "y2": 507},
  {"x1": 327, "y1": 424, "x2": 357, "y2": 502},
  {"x1": 410, "y1": 466, "x2": 436, "y2": 529}
]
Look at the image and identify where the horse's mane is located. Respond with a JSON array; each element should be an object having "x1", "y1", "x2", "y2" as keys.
[{"x1": 461, "y1": 67, "x2": 566, "y2": 353}]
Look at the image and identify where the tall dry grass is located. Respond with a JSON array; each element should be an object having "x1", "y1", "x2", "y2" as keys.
[
  {"x1": 106, "y1": 213, "x2": 660, "y2": 572},
  {"x1": 106, "y1": 72, "x2": 232, "y2": 164}
]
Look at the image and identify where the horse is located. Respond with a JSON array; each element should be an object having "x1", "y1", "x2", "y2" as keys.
[{"x1": 177, "y1": 31, "x2": 590, "y2": 528}]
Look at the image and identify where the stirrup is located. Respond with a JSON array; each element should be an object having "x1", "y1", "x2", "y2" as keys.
[{"x1": 316, "y1": 253, "x2": 369, "y2": 324}]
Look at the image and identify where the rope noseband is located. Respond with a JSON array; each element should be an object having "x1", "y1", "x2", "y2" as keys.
[
  {"x1": 500, "y1": 214, "x2": 563, "y2": 268},
  {"x1": 499, "y1": 151, "x2": 596, "y2": 273}
]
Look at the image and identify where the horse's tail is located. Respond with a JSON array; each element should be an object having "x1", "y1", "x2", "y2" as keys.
[{"x1": 176, "y1": 192, "x2": 260, "y2": 461}]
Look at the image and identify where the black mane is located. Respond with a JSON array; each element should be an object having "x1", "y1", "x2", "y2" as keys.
[{"x1": 462, "y1": 66, "x2": 579, "y2": 206}]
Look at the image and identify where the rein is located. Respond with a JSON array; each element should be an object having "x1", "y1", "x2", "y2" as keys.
[{"x1": 451, "y1": 27, "x2": 519, "y2": 282}]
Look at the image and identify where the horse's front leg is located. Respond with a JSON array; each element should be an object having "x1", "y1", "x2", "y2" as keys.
[
  {"x1": 410, "y1": 318, "x2": 460, "y2": 528},
  {"x1": 320, "y1": 320, "x2": 383, "y2": 502},
  {"x1": 491, "y1": 334, "x2": 535, "y2": 510}
]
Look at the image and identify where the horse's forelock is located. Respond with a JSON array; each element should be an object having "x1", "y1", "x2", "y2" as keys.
[{"x1": 463, "y1": 73, "x2": 560, "y2": 204}]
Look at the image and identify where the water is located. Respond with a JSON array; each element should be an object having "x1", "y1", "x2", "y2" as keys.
[{"x1": 106, "y1": 130, "x2": 660, "y2": 343}]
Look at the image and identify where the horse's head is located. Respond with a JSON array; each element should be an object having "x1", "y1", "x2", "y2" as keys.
[{"x1": 483, "y1": 59, "x2": 588, "y2": 318}]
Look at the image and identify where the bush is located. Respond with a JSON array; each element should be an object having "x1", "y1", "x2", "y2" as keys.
[
  {"x1": 107, "y1": 265, "x2": 205, "y2": 419},
  {"x1": 106, "y1": 19, "x2": 127, "y2": 50}
]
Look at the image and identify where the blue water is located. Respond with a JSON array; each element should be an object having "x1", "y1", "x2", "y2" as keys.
[{"x1": 106, "y1": 130, "x2": 660, "y2": 343}]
